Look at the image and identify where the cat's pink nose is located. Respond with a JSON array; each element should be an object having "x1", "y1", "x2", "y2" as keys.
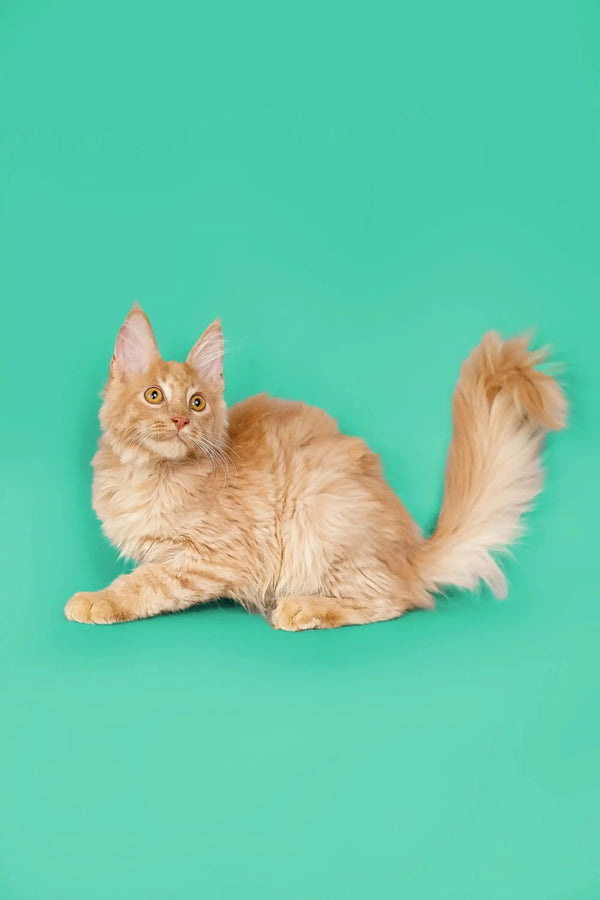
[{"x1": 172, "y1": 416, "x2": 190, "y2": 432}]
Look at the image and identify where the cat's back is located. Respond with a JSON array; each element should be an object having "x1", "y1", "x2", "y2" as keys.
[
  {"x1": 229, "y1": 392, "x2": 382, "y2": 481},
  {"x1": 229, "y1": 392, "x2": 339, "y2": 453}
]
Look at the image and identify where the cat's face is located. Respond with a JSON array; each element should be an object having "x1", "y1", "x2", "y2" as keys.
[{"x1": 100, "y1": 305, "x2": 227, "y2": 462}]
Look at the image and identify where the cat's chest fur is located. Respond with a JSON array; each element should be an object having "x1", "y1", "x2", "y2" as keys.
[{"x1": 92, "y1": 443, "x2": 214, "y2": 562}]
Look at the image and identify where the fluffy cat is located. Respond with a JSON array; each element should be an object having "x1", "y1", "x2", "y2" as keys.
[{"x1": 65, "y1": 305, "x2": 566, "y2": 630}]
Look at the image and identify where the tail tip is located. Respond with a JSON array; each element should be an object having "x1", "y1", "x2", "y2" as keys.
[{"x1": 474, "y1": 331, "x2": 567, "y2": 432}]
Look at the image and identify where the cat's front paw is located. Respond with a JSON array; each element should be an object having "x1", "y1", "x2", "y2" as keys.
[{"x1": 65, "y1": 591, "x2": 128, "y2": 625}]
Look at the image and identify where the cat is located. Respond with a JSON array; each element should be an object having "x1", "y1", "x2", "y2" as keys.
[{"x1": 65, "y1": 305, "x2": 566, "y2": 631}]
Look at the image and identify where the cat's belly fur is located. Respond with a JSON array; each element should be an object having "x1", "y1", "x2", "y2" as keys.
[{"x1": 92, "y1": 393, "x2": 421, "y2": 612}]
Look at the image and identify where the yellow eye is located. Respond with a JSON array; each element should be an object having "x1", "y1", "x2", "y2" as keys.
[
  {"x1": 190, "y1": 392, "x2": 206, "y2": 411},
  {"x1": 144, "y1": 386, "x2": 164, "y2": 404}
]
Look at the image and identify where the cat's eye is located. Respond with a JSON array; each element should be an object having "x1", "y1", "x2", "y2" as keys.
[
  {"x1": 144, "y1": 386, "x2": 164, "y2": 404},
  {"x1": 190, "y1": 392, "x2": 206, "y2": 412}
]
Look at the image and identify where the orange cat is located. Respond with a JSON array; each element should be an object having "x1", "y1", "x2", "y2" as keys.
[{"x1": 65, "y1": 305, "x2": 566, "y2": 630}]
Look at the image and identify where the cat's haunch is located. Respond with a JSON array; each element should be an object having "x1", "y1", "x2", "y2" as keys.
[{"x1": 65, "y1": 306, "x2": 566, "y2": 631}]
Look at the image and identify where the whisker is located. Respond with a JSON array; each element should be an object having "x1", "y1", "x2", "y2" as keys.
[
  {"x1": 195, "y1": 437, "x2": 221, "y2": 479},
  {"x1": 220, "y1": 437, "x2": 241, "y2": 462},
  {"x1": 194, "y1": 434, "x2": 239, "y2": 490}
]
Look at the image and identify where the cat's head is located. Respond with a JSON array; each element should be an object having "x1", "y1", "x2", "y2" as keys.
[{"x1": 100, "y1": 304, "x2": 227, "y2": 463}]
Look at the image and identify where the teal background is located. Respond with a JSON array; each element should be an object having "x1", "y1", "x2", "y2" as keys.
[{"x1": 1, "y1": 1, "x2": 599, "y2": 897}]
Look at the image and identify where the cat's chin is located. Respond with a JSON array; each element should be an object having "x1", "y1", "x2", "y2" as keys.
[{"x1": 143, "y1": 436, "x2": 191, "y2": 461}]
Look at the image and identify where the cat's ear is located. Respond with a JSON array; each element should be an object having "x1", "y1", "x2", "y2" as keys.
[
  {"x1": 186, "y1": 319, "x2": 224, "y2": 388},
  {"x1": 111, "y1": 303, "x2": 160, "y2": 380}
]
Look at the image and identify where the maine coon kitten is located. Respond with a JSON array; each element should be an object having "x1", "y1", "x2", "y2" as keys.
[{"x1": 65, "y1": 305, "x2": 566, "y2": 631}]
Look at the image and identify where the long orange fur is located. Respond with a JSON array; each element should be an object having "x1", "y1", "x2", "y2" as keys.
[{"x1": 65, "y1": 306, "x2": 567, "y2": 630}]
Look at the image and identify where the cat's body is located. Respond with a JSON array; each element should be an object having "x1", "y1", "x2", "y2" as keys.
[{"x1": 65, "y1": 306, "x2": 566, "y2": 630}]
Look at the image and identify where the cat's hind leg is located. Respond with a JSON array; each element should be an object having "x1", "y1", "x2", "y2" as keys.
[
  {"x1": 270, "y1": 594, "x2": 403, "y2": 631},
  {"x1": 270, "y1": 556, "x2": 432, "y2": 631}
]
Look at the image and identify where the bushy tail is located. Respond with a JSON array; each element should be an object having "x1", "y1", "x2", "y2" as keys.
[{"x1": 416, "y1": 332, "x2": 567, "y2": 599}]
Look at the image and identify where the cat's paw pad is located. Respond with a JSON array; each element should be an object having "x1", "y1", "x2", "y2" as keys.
[{"x1": 65, "y1": 592, "x2": 125, "y2": 625}]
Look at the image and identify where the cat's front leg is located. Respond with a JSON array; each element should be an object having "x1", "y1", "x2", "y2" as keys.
[
  {"x1": 65, "y1": 559, "x2": 231, "y2": 625},
  {"x1": 65, "y1": 588, "x2": 137, "y2": 624}
]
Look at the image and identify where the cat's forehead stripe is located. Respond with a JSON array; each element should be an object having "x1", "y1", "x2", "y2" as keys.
[{"x1": 148, "y1": 361, "x2": 195, "y2": 400}]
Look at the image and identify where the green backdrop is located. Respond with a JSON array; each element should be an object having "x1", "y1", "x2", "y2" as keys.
[{"x1": 1, "y1": 1, "x2": 599, "y2": 897}]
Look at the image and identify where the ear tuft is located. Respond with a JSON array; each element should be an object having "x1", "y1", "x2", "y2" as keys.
[
  {"x1": 186, "y1": 319, "x2": 224, "y2": 388},
  {"x1": 111, "y1": 304, "x2": 160, "y2": 379}
]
